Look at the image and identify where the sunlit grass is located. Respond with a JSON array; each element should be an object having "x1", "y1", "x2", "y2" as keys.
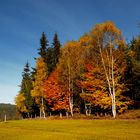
[{"x1": 0, "y1": 119, "x2": 140, "y2": 140}]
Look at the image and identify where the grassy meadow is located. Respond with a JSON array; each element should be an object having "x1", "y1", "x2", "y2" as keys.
[{"x1": 0, "y1": 119, "x2": 140, "y2": 140}]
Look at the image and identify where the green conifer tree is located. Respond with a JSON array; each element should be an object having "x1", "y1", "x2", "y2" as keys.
[
  {"x1": 16, "y1": 62, "x2": 33, "y2": 118},
  {"x1": 128, "y1": 37, "x2": 140, "y2": 107},
  {"x1": 38, "y1": 32, "x2": 49, "y2": 62},
  {"x1": 52, "y1": 33, "x2": 61, "y2": 68}
]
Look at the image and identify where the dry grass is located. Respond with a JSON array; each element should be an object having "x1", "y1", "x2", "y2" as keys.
[{"x1": 0, "y1": 119, "x2": 140, "y2": 140}]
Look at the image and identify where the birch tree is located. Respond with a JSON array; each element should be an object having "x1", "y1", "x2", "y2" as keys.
[
  {"x1": 91, "y1": 21, "x2": 126, "y2": 118},
  {"x1": 58, "y1": 41, "x2": 82, "y2": 116}
]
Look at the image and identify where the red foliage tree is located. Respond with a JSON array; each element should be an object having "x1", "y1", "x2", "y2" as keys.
[
  {"x1": 78, "y1": 62, "x2": 132, "y2": 115},
  {"x1": 44, "y1": 70, "x2": 69, "y2": 115}
]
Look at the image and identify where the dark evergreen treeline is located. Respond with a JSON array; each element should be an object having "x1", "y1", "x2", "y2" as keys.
[{"x1": 126, "y1": 37, "x2": 140, "y2": 108}]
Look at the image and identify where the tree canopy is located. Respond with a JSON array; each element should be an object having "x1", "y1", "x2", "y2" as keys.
[{"x1": 15, "y1": 21, "x2": 139, "y2": 118}]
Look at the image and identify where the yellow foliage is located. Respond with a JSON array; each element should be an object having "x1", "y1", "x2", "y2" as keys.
[
  {"x1": 31, "y1": 57, "x2": 48, "y2": 105},
  {"x1": 15, "y1": 93, "x2": 27, "y2": 113},
  {"x1": 79, "y1": 34, "x2": 92, "y2": 47},
  {"x1": 91, "y1": 21, "x2": 123, "y2": 48},
  {"x1": 128, "y1": 50, "x2": 135, "y2": 57}
]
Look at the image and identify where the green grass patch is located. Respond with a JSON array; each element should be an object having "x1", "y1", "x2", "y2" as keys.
[{"x1": 0, "y1": 119, "x2": 140, "y2": 140}]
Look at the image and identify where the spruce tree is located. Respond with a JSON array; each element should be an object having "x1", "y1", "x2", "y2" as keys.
[
  {"x1": 38, "y1": 32, "x2": 54, "y2": 74},
  {"x1": 46, "y1": 47, "x2": 53, "y2": 74},
  {"x1": 31, "y1": 67, "x2": 36, "y2": 82},
  {"x1": 52, "y1": 33, "x2": 61, "y2": 68},
  {"x1": 30, "y1": 67, "x2": 40, "y2": 117},
  {"x1": 131, "y1": 37, "x2": 140, "y2": 106},
  {"x1": 18, "y1": 62, "x2": 33, "y2": 118},
  {"x1": 38, "y1": 32, "x2": 49, "y2": 62},
  {"x1": 125, "y1": 37, "x2": 140, "y2": 108}
]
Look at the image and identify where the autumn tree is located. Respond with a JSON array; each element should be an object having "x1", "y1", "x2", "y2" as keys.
[
  {"x1": 77, "y1": 34, "x2": 100, "y2": 115},
  {"x1": 78, "y1": 63, "x2": 108, "y2": 116},
  {"x1": 78, "y1": 62, "x2": 132, "y2": 116},
  {"x1": 44, "y1": 70, "x2": 69, "y2": 117},
  {"x1": 31, "y1": 57, "x2": 48, "y2": 118},
  {"x1": 58, "y1": 41, "x2": 83, "y2": 116},
  {"x1": 15, "y1": 93, "x2": 27, "y2": 118},
  {"x1": 90, "y1": 21, "x2": 130, "y2": 118}
]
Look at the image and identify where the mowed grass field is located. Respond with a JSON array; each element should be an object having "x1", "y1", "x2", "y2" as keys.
[{"x1": 0, "y1": 119, "x2": 140, "y2": 140}]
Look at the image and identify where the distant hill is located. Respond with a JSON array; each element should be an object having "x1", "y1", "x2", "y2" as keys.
[{"x1": 0, "y1": 103, "x2": 17, "y2": 121}]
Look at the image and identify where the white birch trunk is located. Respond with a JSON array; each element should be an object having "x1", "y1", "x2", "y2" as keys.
[
  {"x1": 50, "y1": 112, "x2": 52, "y2": 116},
  {"x1": 111, "y1": 44, "x2": 116, "y2": 118},
  {"x1": 85, "y1": 104, "x2": 88, "y2": 116},
  {"x1": 60, "y1": 112, "x2": 62, "y2": 118},
  {"x1": 4, "y1": 114, "x2": 6, "y2": 122},
  {"x1": 42, "y1": 96, "x2": 45, "y2": 118},
  {"x1": 89, "y1": 105, "x2": 91, "y2": 116},
  {"x1": 40, "y1": 96, "x2": 45, "y2": 118},
  {"x1": 98, "y1": 40, "x2": 116, "y2": 118},
  {"x1": 68, "y1": 57, "x2": 73, "y2": 117},
  {"x1": 69, "y1": 96, "x2": 73, "y2": 116},
  {"x1": 111, "y1": 94, "x2": 116, "y2": 118},
  {"x1": 66, "y1": 111, "x2": 69, "y2": 118}
]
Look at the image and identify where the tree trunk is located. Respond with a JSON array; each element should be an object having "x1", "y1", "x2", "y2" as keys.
[
  {"x1": 41, "y1": 96, "x2": 45, "y2": 118},
  {"x1": 4, "y1": 114, "x2": 6, "y2": 122},
  {"x1": 66, "y1": 111, "x2": 69, "y2": 118},
  {"x1": 40, "y1": 108, "x2": 41, "y2": 118},
  {"x1": 99, "y1": 41, "x2": 117, "y2": 118},
  {"x1": 50, "y1": 112, "x2": 52, "y2": 116},
  {"x1": 69, "y1": 97, "x2": 73, "y2": 116},
  {"x1": 111, "y1": 47, "x2": 116, "y2": 118},
  {"x1": 59, "y1": 112, "x2": 62, "y2": 118},
  {"x1": 68, "y1": 59, "x2": 73, "y2": 117},
  {"x1": 42, "y1": 108, "x2": 45, "y2": 118},
  {"x1": 89, "y1": 105, "x2": 91, "y2": 116},
  {"x1": 27, "y1": 112, "x2": 30, "y2": 118},
  {"x1": 111, "y1": 94, "x2": 116, "y2": 118},
  {"x1": 85, "y1": 104, "x2": 88, "y2": 116}
]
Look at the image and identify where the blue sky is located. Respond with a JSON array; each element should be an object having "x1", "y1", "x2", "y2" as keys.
[{"x1": 0, "y1": 0, "x2": 140, "y2": 104}]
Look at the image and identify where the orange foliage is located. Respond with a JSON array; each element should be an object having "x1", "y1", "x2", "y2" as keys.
[
  {"x1": 78, "y1": 62, "x2": 111, "y2": 110},
  {"x1": 78, "y1": 63, "x2": 105, "y2": 93},
  {"x1": 44, "y1": 70, "x2": 69, "y2": 112},
  {"x1": 78, "y1": 62, "x2": 132, "y2": 113}
]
